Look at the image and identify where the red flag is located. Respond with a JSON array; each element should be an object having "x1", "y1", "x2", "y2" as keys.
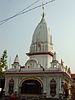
[{"x1": 61, "y1": 59, "x2": 63, "y2": 66}]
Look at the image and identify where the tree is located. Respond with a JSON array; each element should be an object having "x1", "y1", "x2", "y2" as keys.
[
  {"x1": 0, "y1": 50, "x2": 7, "y2": 97},
  {"x1": 0, "y1": 50, "x2": 7, "y2": 78}
]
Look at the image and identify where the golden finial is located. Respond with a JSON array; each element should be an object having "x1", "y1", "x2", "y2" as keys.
[{"x1": 42, "y1": 0, "x2": 44, "y2": 17}]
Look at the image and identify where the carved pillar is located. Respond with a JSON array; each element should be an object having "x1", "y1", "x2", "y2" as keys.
[
  {"x1": 59, "y1": 77, "x2": 62, "y2": 93},
  {"x1": 43, "y1": 78, "x2": 47, "y2": 95}
]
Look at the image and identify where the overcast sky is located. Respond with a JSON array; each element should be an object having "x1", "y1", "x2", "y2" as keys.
[{"x1": 0, "y1": 0, "x2": 75, "y2": 73}]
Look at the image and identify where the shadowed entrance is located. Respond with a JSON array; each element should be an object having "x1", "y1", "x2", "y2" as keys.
[{"x1": 21, "y1": 79, "x2": 42, "y2": 95}]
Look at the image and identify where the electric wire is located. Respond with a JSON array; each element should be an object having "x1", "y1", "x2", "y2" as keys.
[
  {"x1": 0, "y1": 0, "x2": 55, "y2": 26},
  {"x1": 0, "y1": 0, "x2": 41, "y2": 25}
]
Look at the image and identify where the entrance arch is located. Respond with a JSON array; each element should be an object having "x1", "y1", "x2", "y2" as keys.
[{"x1": 20, "y1": 78, "x2": 43, "y2": 95}]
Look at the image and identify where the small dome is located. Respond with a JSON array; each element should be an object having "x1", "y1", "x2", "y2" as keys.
[{"x1": 14, "y1": 54, "x2": 19, "y2": 64}]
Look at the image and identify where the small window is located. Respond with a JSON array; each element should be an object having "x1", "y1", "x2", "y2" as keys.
[
  {"x1": 72, "y1": 78, "x2": 75, "y2": 81},
  {"x1": 28, "y1": 66, "x2": 30, "y2": 68}
]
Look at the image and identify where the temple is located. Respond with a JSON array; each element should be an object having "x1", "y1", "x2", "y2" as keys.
[{"x1": 4, "y1": 1, "x2": 72, "y2": 100}]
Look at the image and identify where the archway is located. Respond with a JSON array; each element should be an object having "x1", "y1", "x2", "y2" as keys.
[{"x1": 20, "y1": 79, "x2": 42, "y2": 95}]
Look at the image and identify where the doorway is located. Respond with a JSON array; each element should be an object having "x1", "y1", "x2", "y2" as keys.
[{"x1": 21, "y1": 79, "x2": 42, "y2": 95}]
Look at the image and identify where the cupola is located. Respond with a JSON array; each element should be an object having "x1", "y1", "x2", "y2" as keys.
[{"x1": 12, "y1": 54, "x2": 20, "y2": 69}]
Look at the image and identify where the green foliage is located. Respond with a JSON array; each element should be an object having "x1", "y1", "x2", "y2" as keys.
[{"x1": 0, "y1": 50, "x2": 7, "y2": 78}]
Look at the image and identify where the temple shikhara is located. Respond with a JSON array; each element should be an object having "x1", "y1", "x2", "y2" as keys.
[{"x1": 4, "y1": 1, "x2": 72, "y2": 100}]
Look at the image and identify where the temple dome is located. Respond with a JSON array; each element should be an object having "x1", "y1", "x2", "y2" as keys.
[
  {"x1": 32, "y1": 17, "x2": 50, "y2": 43},
  {"x1": 30, "y1": 16, "x2": 53, "y2": 53}
]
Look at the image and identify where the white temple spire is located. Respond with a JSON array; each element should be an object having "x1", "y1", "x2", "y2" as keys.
[
  {"x1": 14, "y1": 54, "x2": 19, "y2": 64},
  {"x1": 12, "y1": 54, "x2": 20, "y2": 69}
]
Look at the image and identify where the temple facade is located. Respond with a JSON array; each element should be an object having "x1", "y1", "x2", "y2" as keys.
[{"x1": 4, "y1": 9, "x2": 71, "y2": 100}]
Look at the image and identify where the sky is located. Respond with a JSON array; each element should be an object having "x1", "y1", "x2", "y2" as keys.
[{"x1": 0, "y1": 0, "x2": 75, "y2": 73}]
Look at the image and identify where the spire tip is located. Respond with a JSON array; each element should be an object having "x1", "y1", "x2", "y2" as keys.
[{"x1": 42, "y1": 0, "x2": 44, "y2": 17}]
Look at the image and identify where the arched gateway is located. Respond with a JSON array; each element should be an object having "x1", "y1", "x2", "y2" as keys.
[{"x1": 19, "y1": 78, "x2": 43, "y2": 95}]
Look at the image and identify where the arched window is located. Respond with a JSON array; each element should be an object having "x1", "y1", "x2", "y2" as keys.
[
  {"x1": 50, "y1": 79, "x2": 56, "y2": 97},
  {"x1": 8, "y1": 79, "x2": 14, "y2": 94}
]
